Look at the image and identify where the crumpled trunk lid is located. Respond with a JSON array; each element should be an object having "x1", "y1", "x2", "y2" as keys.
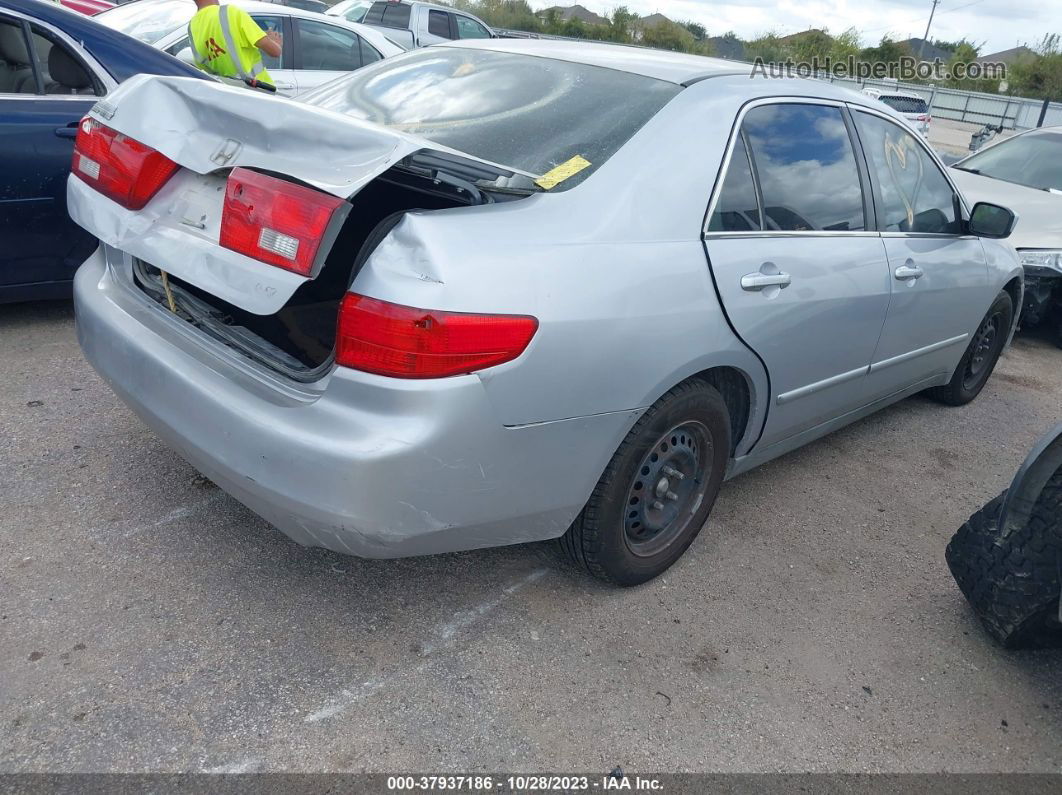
[{"x1": 67, "y1": 74, "x2": 513, "y2": 314}]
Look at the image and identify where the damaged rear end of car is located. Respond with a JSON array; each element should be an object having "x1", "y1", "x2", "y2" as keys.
[{"x1": 68, "y1": 55, "x2": 682, "y2": 560}]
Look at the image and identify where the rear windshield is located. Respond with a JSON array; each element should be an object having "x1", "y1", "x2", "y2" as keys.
[
  {"x1": 363, "y1": 1, "x2": 412, "y2": 28},
  {"x1": 879, "y1": 95, "x2": 928, "y2": 114},
  {"x1": 300, "y1": 48, "x2": 681, "y2": 189},
  {"x1": 95, "y1": 0, "x2": 191, "y2": 44}
]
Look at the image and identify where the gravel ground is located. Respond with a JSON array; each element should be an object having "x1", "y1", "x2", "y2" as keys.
[{"x1": 2, "y1": 300, "x2": 1061, "y2": 774}]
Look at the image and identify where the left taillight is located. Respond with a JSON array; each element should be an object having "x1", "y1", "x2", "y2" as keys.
[{"x1": 71, "y1": 116, "x2": 179, "y2": 211}]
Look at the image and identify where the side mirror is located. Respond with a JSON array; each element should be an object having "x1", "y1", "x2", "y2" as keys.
[
  {"x1": 176, "y1": 47, "x2": 196, "y2": 66},
  {"x1": 968, "y1": 201, "x2": 1016, "y2": 239}
]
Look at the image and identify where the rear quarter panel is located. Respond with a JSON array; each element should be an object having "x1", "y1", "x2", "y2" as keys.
[{"x1": 353, "y1": 81, "x2": 769, "y2": 448}]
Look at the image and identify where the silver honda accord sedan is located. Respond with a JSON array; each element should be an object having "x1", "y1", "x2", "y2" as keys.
[{"x1": 70, "y1": 39, "x2": 1023, "y2": 585}]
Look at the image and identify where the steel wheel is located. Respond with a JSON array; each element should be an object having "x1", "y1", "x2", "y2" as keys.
[
  {"x1": 622, "y1": 421, "x2": 712, "y2": 558},
  {"x1": 963, "y1": 310, "x2": 1003, "y2": 390}
]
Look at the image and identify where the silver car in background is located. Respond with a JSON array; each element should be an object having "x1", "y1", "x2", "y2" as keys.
[
  {"x1": 949, "y1": 126, "x2": 1062, "y2": 346},
  {"x1": 70, "y1": 41, "x2": 1022, "y2": 586}
]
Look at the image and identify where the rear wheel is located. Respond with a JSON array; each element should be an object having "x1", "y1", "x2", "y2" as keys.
[
  {"x1": 929, "y1": 291, "x2": 1013, "y2": 406},
  {"x1": 560, "y1": 380, "x2": 731, "y2": 586}
]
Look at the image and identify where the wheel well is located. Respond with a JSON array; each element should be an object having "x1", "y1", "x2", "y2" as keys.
[
  {"x1": 1003, "y1": 277, "x2": 1022, "y2": 316},
  {"x1": 688, "y1": 367, "x2": 752, "y2": 457}
]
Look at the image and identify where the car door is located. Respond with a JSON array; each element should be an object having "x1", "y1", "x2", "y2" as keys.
[
  {"x1": 851, "y1": 108, "x2": 990, "y2": 396},
  {"x1": 704, "y1": 100, "x2": 893, "y2": 448},
  {"x1": 292, "y1": 17, "x2": 380, "y2": 93},
  {"x1": 0, "y1": 15, "x2": 99, "y2": 296},
  {"x1": 166, "y1": 14, "x2": 297, "y2": 96}
]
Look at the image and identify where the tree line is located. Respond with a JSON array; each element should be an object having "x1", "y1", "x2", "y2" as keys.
[{"x1": 445, "y1": 0, "x2": 1062, "y2": 101}]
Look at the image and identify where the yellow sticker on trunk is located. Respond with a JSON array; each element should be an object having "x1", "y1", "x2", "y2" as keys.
[{"x1": 535, "y1": 156, "x2": 591, "y2": 190}]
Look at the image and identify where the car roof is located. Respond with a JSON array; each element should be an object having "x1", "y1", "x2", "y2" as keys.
[
  {"x1": 3, "y1": 0, "x2": 208, "y2": 82},
  {"x1": 437, "y1": 38, "x2": 747, "y2": 84},
  {"x1": 107, "y1": 0, "x2": 366, "y2": 21}
]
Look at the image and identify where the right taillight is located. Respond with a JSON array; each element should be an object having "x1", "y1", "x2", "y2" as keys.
[
  {"x1": 336, "y1": 293, "x2": 538, "y2": 378},
  {"x1": 71, "y1": 116, "x2": 179, "y2": 210}
]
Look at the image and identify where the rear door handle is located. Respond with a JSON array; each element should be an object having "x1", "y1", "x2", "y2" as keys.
[
  {"x1": 741, "y1": 272, "x2": 792, "y2": 291},
  {"x1": 54, "y1": 125, "x2": 78, "y2": 139},
  {"x1": 894, "y1": 264, "x2": 925, "y2": 281}
]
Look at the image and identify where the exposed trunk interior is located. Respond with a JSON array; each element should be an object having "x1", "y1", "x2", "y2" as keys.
[{"x1": 134, "y1": 167, "x2": 524, "y2": 380}]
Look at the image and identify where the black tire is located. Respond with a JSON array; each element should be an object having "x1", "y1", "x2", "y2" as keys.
[
  {"x1": 945, "y1": 475, "x2": 1062, "y2": 648},
  {"x1": 560, "y1": 379, "x2": 731, "y2": 586},
  {"x1": 929, "y1": 291, "x2": 1013, "y2": 406}
]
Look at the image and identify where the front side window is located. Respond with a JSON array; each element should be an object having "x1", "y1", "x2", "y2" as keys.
[
  {"x1": 297, "y1": 19, "x2": 362, "y2": 71},
  {"x1": 427, "y1": 10, "x2": 452, "y2": 39},
  {"x1": 0, "y1": 19, "x2": 36, "y2": 94},
  {"x1": 742, "y1": 104, "x2": 866, "y2": 232},
  {"x1": 708, "y1": 134, "x2": 761, "y2": 232},
  {"x1": 957, "y1": 130, "x2": 1062, "y2": 192},
  {"x1": 455, "y1": 15, "x2": 490, "y2": 39},
  {"x1": 855, "y1": 111, "x2": 961, "y2": 234}
]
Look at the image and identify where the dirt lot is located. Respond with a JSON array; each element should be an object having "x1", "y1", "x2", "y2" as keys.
[{"x1": 2, "y1": 300, "x2": 1061, "y2": 773}]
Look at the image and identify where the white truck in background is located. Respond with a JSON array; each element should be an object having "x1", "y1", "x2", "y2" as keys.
[{"x1": 357, "y1": 0, "x2": 495, "y2": 49}]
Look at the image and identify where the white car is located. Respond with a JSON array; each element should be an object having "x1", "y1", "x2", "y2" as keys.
[
  {"x1": 863, "y1": 87, "x2": 931, "y2": 137},
  {"x1": 950, "y1": 126, "x2": 1062, "y2": 346},
  {"x1": 94, "y1": 0, "x2": 404, "y2": 97}
]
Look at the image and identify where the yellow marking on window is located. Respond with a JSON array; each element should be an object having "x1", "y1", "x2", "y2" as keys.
[{"x1": 535, "y1": 155, "x2": 592, "y2": 190}]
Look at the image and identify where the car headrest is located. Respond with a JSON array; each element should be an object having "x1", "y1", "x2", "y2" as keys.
[
  {"x1": 48, "y1": 45, "x2": 92, "y2": 90},
  {"x1": 0, "y1": 24, "x2": 31, "y2": 65}
]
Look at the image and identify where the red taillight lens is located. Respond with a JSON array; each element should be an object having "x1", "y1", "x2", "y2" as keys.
[
  {"x1": 71, "y1": 116, "x2": 179, "y2": 210},
  {"x1": 220, "y1": 167, "x2": 347, "y2": 277},
  {"x1": 336, "y1": 293, "x2": 538, "y2": 378}
]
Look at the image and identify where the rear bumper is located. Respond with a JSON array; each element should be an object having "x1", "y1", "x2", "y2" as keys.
[{"x1": 74, "y1": 247, "x2": 640, "y2": 558}]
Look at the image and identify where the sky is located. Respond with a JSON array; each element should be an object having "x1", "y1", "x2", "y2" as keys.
[{"x1": 529, "y1": 0, "x2": 1060, "y2": 56}]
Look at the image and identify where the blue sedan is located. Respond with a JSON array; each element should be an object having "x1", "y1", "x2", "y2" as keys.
[{"x1": 0, "y1": 0, "x2": 208, "y2": 303}]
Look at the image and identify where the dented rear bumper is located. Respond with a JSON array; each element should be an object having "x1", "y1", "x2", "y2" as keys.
[{"x1": 74, "y1": 247, "x2": 640, "y2": 558}]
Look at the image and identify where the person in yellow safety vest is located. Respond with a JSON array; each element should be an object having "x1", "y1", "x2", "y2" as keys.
[{"x1": 187, "y1": 0, "x2": 282, "y2": 89}]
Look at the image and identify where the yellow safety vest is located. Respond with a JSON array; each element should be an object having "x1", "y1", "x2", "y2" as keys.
[{"x1": 187, "y1": 5, "x2": 273, "y2": 86}]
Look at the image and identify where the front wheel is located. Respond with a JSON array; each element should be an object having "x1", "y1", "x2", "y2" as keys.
[
  {"x1": 560, "y1": 379, "x2": 731, "y2": 586},
  {"x1": 929, "y1": 291, "x2": 1013, "y2": 406}
]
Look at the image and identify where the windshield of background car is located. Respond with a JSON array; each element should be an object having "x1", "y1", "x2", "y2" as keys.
[
  {"x1": 300, "y1": 47, "x2": 682, "y2": 189},
  {"x1": 879, "y1": 95, "x2": 928, "y2": 114},
  {"x1": 95, "y1": 1, "x2": 192, "y2": 44},
  {"x1": 959, "y1": 131, "x2": 1062, "y2": 191}
]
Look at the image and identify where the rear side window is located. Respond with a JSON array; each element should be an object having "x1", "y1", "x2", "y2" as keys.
[
  {"x1": 742, "y1": 104, "x2": 866, "y2": 232},
  {"x1": 708, "y1": 134, "x2": 761, "y2": 232},
  {"x1": 29, "y1": 25, "x2": 100, "y2": 96},
  {"x1": 855, "y1": 111, "x2": 960, "y2": 234},
  {"x1": 364, "y1": 1, "x2": 411, "y2": 28},
  {"x1": 297, "y1": 19, "x2": 363, "y2": 70},
  {"x1": 427, "y1": 9, "x2": 451, "y2": 39}
]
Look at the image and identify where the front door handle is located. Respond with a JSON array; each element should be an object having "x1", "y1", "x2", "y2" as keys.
[
  {"x1": 741, "y1": 272, "x2": 792, "y2": 291},
  {"x1": 894, "y1": 264, "x2": 925, "y2": 281}
]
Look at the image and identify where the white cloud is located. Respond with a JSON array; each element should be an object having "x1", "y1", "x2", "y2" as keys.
[{"x1": 529, "y1": 0, "x2": 1054, "y2": 56}]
